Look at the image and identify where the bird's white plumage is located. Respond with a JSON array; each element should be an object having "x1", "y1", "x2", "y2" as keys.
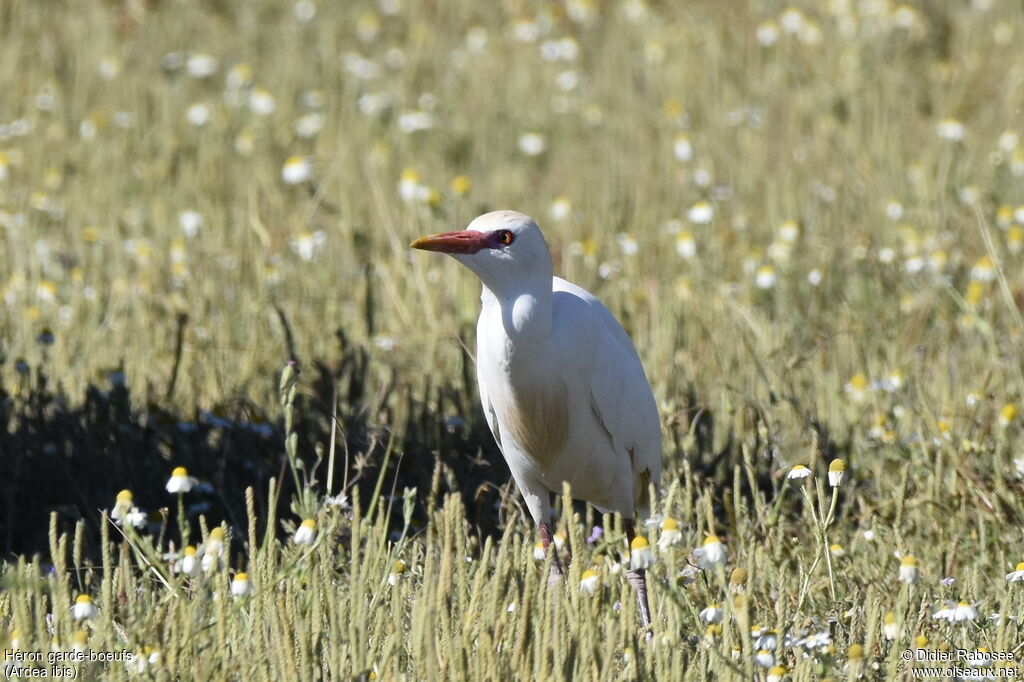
[{"x1": 449, "y1": 211, "x2": 661, "y2": 526}]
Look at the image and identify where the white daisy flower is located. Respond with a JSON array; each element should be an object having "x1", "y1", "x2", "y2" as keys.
[
  {"x1": 72, "y1": 595, "x2": 97, "y2": 620},
  {"x1": 693, "y1": 535, "x2": 726, "y2": 569},
  {"x1": 294, "y1": 113, "x2": 324, "y2": 138},
  {"x1": 186, "y1": 103, "x2": 211, "y2": 127},
  {"x1": 616, "y1": 233, "x2": 639, "y2": 256},
  {"x1": 165, "y1": 466, "x2": 197, "y2": 494},
  {"x1": 755, "y1": 265, "x2": 777, "y2": 289},
  {"x1": 549, "y1": 197, "x2": 572, "y2": 222},
  {"x1": 778, "y1": 220, "x2": 799, "y2": 244},
  {"x1": 936, "y1": 118, "x2": 965, "y2": 141},
  {"x1": 518, "y1": 132, "x2": 547, "y2": 156},
  {"x1": 933, "y1": 601, "x2": 976, "y2": 622},
  {"x1": 676, "y1": 230, "x2": 697, "y2": 259},
  {"x1": 398, "y1": 110, "x2": 434, "y2": 133},
  {"x1": 579, "y1": 568, "x2": 599, "y2": 595},
  {"x1": 326, "y1": 493, "x2": 350, "y2": 509},
  {"x1": 657, "y1": 517, "x2": 683, "y2": 551},
  {"x1": 755, "y1": 649, "x2": 775, "y2": 668},
  {"x1": 290, "y1": 230, "x2": 327, "y2": 261},
  {"x1": 186, "y1": 53, "x2": 218, "y2": 78},
  {"x1": 201, "y1": 528, "x2": 226, "y2": 573},
  {"x1": 971, "y1": 256, "x2": 997, "y2": 282},
  {"x1": 699, "y1": 603, "x2": 723, "y2": 623},
  {"x1": 828, "y1": 459, "x2": 845, "y2": 487},
  {"x1": 294, "y1": 519, "x2": 316, "y2": 545},
  {"x1": 673, "y1": 135, "x2": 693, "y2": 162},
  {"x1": 112, "y1": 491, "x2": 147, "y2": 530},
  {"x1": 883, "y1": 612, "x2": 899, "y2": 640},
  {"x1": 175, "y1": 546, "x2": 199, "y2": 576},
  {"x1": 230, "y1": 573, "x2": 251, "y2": 597},
  {"x1": 282, "y1": 156, "x2": 313, "y2": 185},
  {"x1": 787, "y1": 465, "x2": 811, "y2": 480},
  {"x1": 756, "y1": 21, "x2": 780, "y2": 47},
  {"x1": 779, "y1": 7, "x2": 804, "y2": 34},
  {"x1": 398, "y1": 169, "x2": 423, "y2": 202},
  {"x1": 687, "y1": 201, "x2": 713, "y2": 224},
  {"x1": 388, "y1": 560, "x2": 406, "y2": 586},
  {"x1": 179, "y1": 210, "x2": 204, "y2": 238},
  {"x1": 629, "y1": 536, "x2": 655, "y2": 570},
  {"x1": 248, "y1": 88, "x2": 276, "y2": 115},
  {"x1": 755, "y1": 630, "x2": 778, "y2": 651}
]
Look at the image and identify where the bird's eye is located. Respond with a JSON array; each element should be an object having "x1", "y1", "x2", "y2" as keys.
[{"x1": 497, "y1": 230, "x2": 515, "y2": 246}]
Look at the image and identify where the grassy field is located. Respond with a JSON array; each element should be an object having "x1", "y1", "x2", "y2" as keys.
[{"x1": 2, "y1": 0, "x2": 1024, "y2": 678}]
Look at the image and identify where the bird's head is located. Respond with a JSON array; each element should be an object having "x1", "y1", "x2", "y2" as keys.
[{"x1": 411, "y1": 210, "x2": 552, "y2": 296}]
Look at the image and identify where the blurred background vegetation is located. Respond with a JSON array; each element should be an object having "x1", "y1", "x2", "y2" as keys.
[{"x1": 1, "y1": 0, "x2": 1023, "y2": 677}]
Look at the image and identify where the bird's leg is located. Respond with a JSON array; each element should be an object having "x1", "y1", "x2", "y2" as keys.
[
  {"x1": 538, "y1": 521, "x2": 564, "y2": 578},
  {"x1": 625, "y1": 519, "x2": 652, "y2": 629}
]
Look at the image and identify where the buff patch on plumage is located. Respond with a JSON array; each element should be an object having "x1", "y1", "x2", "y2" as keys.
[{"x1": 499, "y1": 378, "x2": 569, "y2": 467}]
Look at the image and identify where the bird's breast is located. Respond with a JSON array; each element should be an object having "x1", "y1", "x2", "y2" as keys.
[
  {"x1": 477, "y1": 329, "x2": 570, "y2": 470},
  {"x1": 500, "y1": 372, "x2": 570, "y2": 469}
]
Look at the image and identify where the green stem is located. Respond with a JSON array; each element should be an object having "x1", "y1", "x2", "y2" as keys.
[{"x1": 177, "y1": 493, "x2": 189, "y2": 548}]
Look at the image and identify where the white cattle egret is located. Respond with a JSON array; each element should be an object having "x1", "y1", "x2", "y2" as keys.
[{"x1": 411, "y1": 210, "x2": 662, "y2": 627}]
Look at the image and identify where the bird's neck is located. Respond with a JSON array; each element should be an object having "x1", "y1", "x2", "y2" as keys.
[{"x1": 482, "y1": 281, "x2": 553, "y2": 343}]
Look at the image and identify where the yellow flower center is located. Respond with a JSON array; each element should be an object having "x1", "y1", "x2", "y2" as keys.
[{"x1": 449, "y1": 175, "x2": 471, "y2": 195}]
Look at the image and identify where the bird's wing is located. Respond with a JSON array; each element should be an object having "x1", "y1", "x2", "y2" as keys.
[
  {"x1": 476, "y1": 351, "x2": 503, "y2": 452},
  {"x1": 553, "y1": 278, "x2": 662, "y2": 509},
  {"x1": 473, "y1": 311, "x2": 505, "y2": 454}
]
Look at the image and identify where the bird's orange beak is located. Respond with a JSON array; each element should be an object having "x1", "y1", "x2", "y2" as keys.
[{"x1": 410, "y1": 230, "x2": 490, "y2": 255}]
